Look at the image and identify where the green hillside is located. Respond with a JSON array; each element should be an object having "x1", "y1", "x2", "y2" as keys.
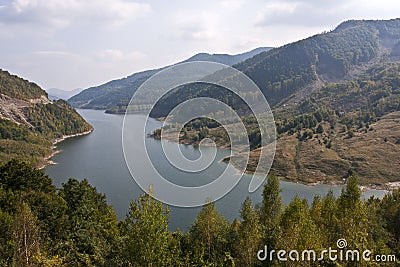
[
  {"x1": 0, "y1": 70, "x2": 45, "y2": 100},
  {"x1": 0, "y1": 70, "x2": 92, "y2": 167}
]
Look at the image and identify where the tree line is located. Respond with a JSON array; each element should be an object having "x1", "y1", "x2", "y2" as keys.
[{"x1": 0, "y1": 159, "x2": 399, "y2": 266}]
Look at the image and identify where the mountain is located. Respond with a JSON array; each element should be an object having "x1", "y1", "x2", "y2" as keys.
[
  {"x1": 46, "y1": 88, "x2": 83, "y2": 100},
  {"x1": 235, "y1": 19, "x2": 400, "y2": 107},
  {"x1": 67, "y1": 47, "x2": 272, "y2": 112},
  {"x1": 149, "y1": 19, "x2": 400, "y2": 186},
  {"x1": 153, "y1": 19, "x2": 400, "y2": 117},
  {"x1": 0, "y1": 69, "x2": 92, "y2": 167}
]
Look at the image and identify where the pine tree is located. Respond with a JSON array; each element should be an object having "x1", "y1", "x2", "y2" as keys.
[{"x1": 336, "y1": 175, "x2": 369, "y2": 256}]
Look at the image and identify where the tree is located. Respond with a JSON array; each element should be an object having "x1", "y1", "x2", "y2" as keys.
[
  {"x1": 260, "y1": 174, "x2": 282, "y2": 256},
  {"x1": 236, "y1": 197, "x2": 262, "y2": 267},
  {"x1": 319, "y1": 190, "x2": 339, "y2": 245},
  {"x1": 0, "y1": 207, "x2": 14, "y2": 266},
  {"x1": 376, "y1": 189, "x2": 400, "y2": 255},
  {"x1": 58, "y1": 179, "x2": 119, "y2": 266},
  {"x1": 12, "y1": 202, "x2": 41, "y2": 266},
  {"x1": 122, "y1": 191, "x2": 176, "y2": 266},
  {"x1": 189, "y1": 201, "x2": 230, "y2": 265},
  {"x1": 316, "y1": 124, "x2": 324, "y2": 134},
  {"x1": 336, "y1": 175, "x2": 369, "y2": 254},
  {"x1": 0, "y1": 160, "x2": 55, "y2": 194},
  {"x1": 278, "y1": 197, "x2": 323, "y2": 265}
]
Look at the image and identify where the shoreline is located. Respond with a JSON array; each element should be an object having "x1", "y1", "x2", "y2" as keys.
[
  {"x1": 38, "y1": 129, "x2": 93, "y2": 170},
  {"x1": 152, "y1": 129, "x2": 398, "y2": 192}
]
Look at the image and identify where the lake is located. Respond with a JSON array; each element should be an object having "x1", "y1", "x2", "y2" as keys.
[{"x1": 45, "y1": 109, "x2": 387, "y2": 231}]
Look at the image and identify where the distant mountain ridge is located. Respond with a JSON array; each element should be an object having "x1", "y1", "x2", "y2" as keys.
[
  {"x1": 67, "y1": 47, "x2": 272, "y2": 111},
  {"x1": 182, "y1": 47, "x2": 273, "y2": 66},
  {"x1": 46, "y1": 88, "x2": 83, "y2": 100}
]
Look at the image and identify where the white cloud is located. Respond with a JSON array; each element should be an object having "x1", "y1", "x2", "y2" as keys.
[
  {"x1": 32, "y1": 51, "x2": 72, "y2": 57},
  {"x1": 172, "y1": 11, "x2": 221, "y2": 40},
  {"x1": 255, "y1": 0, "x2": 400, "y2": 28},
  {"x1": 0, "y1": 0, "x2": 152, "y2": 29},
  {"x1": 257, "y1": 1, "x2": 298, "y2": 19},
  {"x1": 220, "y1": 0, "x2": 244, "y2": 9},
  {"x1": 95, "y1": 49, "x2": 146, "y2": 63},
  {"x1": 255, "y1": 0, "x2": 353, "y2": 27}
]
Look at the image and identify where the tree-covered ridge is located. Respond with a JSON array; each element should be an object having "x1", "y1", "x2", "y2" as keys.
[
  {"x1": 0, "y1": 161, "x2": 399, "y2": 266},
  {"x1": 69, "y1": 19, "x2": 400, "y2": 117},
  {"x1": 235, "y1": 19, "x2": 384, "y2": 106},
  {"x1": 26, "y1": 100, "x2": 93, "y2": 138},
  {"x1": 275, "y1": 62, "x2": 400, "y2": 134},
  {"x1": 0, "y1": 70, "x2": 45, "y2": 100},
  {"x1": 295, "y1": 63, "x2": 400, "y2": 114},
  {"x1": 0, "y1": 69, "x2": 92, "y2": 167}
]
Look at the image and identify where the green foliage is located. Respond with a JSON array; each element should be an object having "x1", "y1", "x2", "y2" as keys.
[
  {"x1": 58, "y1": 179, "x2": 119, "y2": 266},
  {"x1": 189, "y1": 201, "x2": 230, "y2": 265},
  {"x1": 26, "y1": 100, "x2": 92, "y2": 139},
  {"x1": 0, "y1": 160, "x2": 399, "y2": 266},
  {"x1": 121, "y1": 191, "x2": 176, "y2": 267},
  {"x1": 0, "y1": 119, "x2": 51, "y2": 167},
  {"x1": 0, "y1": 207, "x2": 14, "y2": 266},
  {"x1": 0, "y1": 70, "x2": 92, "y2": 167},
  {"x1": 289, "y1": 62, "x2": 400, "y2": 131},
  {"x1": 278, "y1": 196, "x2": 322, "y2": 256},
  {"x1": 0, "y1": 159, "x2": 55, "y2": 193},
  {"x1": 0, "y1": 119, "x2": 49, "y2": 146},
  {"x1": 0, "y1": 69, "x2": 45, "y2": 100},
  {"x1": 260, "y1": 174, "x2": 282, "y2": 247},
  {"x1": 375, "y1": 189, "x2": 400, "y2": 255},
  {"x1": 12, "y1": 202, "x2": 41, "y2": 266},
  {"x1": 235, "y1": 197, "x2": 262, "y2": 266}
]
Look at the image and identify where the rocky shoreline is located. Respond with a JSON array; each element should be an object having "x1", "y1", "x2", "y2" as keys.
[{"x1": 38, "y1": 129, "x2": 93, "y2": 169}]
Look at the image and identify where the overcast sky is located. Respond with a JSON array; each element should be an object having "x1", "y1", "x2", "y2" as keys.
[{"x1": 0, "y1": 0, "x2": 399, "y2": 91}]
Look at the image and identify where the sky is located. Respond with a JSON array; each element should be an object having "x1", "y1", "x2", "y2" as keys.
[{"x1": 0, "y1": 0, "x2": 399, "y2": 91}]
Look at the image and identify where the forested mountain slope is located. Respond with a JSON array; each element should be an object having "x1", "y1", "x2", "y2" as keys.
[
  {"x1": 153, "y1": 19, "x2": 400, "y2": 117},
  {"x1": 67, "y1": 47, "x2": 272, "y2": 112},
  {"x1": 239, "y1": 19, "x2": 400, "y2": 105},
  {"x1": 0, "y1": 69, "x2": 92, "y2": 167},
  {"x1": 151, "y1": 18, "x2": 400, "y2": 186}
]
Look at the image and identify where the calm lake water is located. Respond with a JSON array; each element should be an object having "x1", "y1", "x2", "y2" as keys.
[{"x1": 45, "y1": 109, "x2": 387, "y2": 231}]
